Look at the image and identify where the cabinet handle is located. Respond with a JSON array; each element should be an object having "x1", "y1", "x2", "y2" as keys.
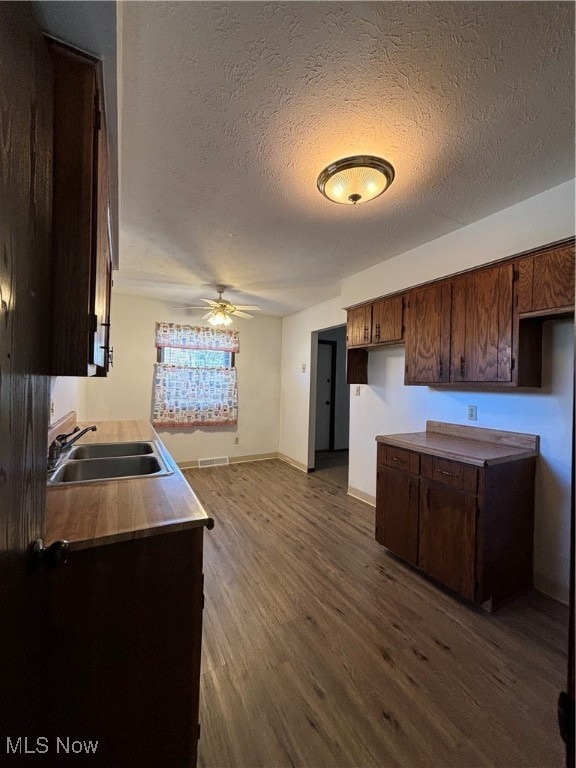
[
  {"x1": 101, "y1": 345, "x2": 114, "y2": 368},
  {"x1": 438, "y1": 469, "x2": 457, "y2": 478},
  {"x1": 31, "y1": 538, "x2": 70, "y2": 567},
  {"x1": 407, "y1": 479, "x2": 412, "y2": 500},
  {"x1": 425, "y1": 487, "x2": 430, "y2": 509},
  {"x1": 439, "y1": 358, "x2": 444, "y2": 378},
  {"x1": 364, "y1": 326, "x2": 369, "y2": 341},
  {"x1": 391, "y1": 457, "x2": 407, "y2": 464},
  {"x1": 375, "y1": 323, "x2": 380, "y2": 341},
  {"x1": 460, "y1": 356, "x2": 465, "y2": 379}
]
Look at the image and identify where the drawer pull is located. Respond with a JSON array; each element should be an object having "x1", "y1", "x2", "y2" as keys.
[
  {"x1": 438, "y1": 469, "x2": 458, "y2": 478},
  {"x1": 391, "y1": 457, "x2": 407, "y2": 464}
]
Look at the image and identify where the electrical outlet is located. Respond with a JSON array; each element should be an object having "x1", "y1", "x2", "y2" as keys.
[
  {"x1": 234, "y1": 437, "x2": 239, "y2": 444},
  {"x1": 355, "y1": 385, "x2": 361, "y2": 396},
  {"x1": 301, "y1": 363, "x2": 306, "y2": 373},
  {"x1": 467, "y1": 405, "x2": 478, "y2": 421},
  {"x1": 50, "y1": 401, "x2": 55, "y2": 418}
]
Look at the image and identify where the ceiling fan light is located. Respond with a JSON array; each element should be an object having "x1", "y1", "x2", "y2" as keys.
[
  {"x1": 317, "y1": 155, "x2": 395, "y2": 205},
  {"x1": 208, "y1": 307, "x2": 234, "y2": 326}
]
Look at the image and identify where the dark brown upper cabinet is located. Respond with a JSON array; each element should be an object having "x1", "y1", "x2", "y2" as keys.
[
  {"x1": 516, "y1": 241, "x2": 575, "y2": 317},
  {"x1": 346, "y1": 305, "x2": 372, "y2": 347},
  {"x1": 450, "y1": 264, "x2": 513, "y2": 384},
  {"x1": 49, "y1": 40, "x2": 113, "y2": 376},
  {"x1": 404, "y1": 282, "x2": 451, "y2": 385},
  {"x1": 371, "y1": 295, "x2": 404, "y2": 345}
]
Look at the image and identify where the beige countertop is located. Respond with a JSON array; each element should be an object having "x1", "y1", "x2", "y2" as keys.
[
  {"x1": 45, "y1": 419, "x2": 213, "y2": 550},
  {"x1": 376, "y1": 420, "x2": 540, "y2": 467}
]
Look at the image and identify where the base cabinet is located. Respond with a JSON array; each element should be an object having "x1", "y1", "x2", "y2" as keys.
[
  {"x1": 419, "y1": 480, "x2": 476, "y2": 600},
  {"x1": 375, "y1": 439, "x2": 536, "y2": 609},
  {"x1": 45, "y1": 529, "x2": 205, "y2": 767}
]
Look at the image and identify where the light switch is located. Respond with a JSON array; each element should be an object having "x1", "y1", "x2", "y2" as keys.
[{"x1": 467, "y1": 405, "x2": 477, "y2": 421}]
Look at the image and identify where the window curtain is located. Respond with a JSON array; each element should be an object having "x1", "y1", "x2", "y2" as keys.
[{"x1": 153, "y1": 323, "x2": 239, "y2": 428}]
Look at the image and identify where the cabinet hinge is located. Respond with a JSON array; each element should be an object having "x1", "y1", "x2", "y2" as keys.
[
  {"x1": 197, "y1": 723, "x2": 201, "y2": 741},
  {"x1": 511, "y1": 358, "x2": 516, "y2": 371},
  {"x1": 376, "y1": 470, "x2": 380, "y2": 480},
  {"x1": 202, "y1": 593, "x2": 205, "y2": 610},
  {"x1": 88, "y1": 313, "x2": 98, "y2": 333},
  {"x1": 94, "y1": 106, "x2": 102, "y2": 132},
  {"x1": 513, "y1": 268, "x2": 520, "y2": 282}
]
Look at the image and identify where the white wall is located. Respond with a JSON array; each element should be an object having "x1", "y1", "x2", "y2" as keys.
[
  {"x1": 50, "y1": 376, "x2": 84, "y2": 424},
  {"x1": 279, "y1": 297, "x2": 347, "y2": 468},
  {"x1": 81, "y1": 293, "x2": 282, "y2": 464},
  {"x1": 284, "y1": 180, "x2": 575, "y2": 603}
]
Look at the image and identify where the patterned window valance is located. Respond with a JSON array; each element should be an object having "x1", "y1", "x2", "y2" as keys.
[{"x1": 155, "y1": 322, "x2": 239, "y2": 353}]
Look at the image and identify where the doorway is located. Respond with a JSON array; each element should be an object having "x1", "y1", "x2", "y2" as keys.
[{"x1": 312, "y1": 326, "x2": 349, "y2": 487}]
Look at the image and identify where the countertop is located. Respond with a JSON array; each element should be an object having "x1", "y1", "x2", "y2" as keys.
[
  {"x1": 376, "y1": 420, "x2": 540, "y2": 467},
  {"x1": 45, "y1": 419, "x2": 213, "y2": 550}
]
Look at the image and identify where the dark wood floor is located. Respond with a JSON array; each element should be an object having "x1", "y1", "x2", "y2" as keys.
[{"x1": 184, "y1": 459, "x2": 568, "y2": 768}]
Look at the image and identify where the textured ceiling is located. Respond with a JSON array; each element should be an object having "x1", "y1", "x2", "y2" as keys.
[{"x1": 117, "y1": 1, "x2": 575, "y2": 316}]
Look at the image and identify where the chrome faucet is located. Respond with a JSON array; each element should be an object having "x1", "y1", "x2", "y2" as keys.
[{"x1": 47, "y1": 425, "x2": 97, "y2": 471}]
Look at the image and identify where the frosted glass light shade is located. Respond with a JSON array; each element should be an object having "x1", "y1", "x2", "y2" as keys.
[
  {"x1": 208, "y1": 309, "x2": 233, "y2": 326},
  {"x1": 317, "y1": 155, "x2": 395, "y2": 205}
]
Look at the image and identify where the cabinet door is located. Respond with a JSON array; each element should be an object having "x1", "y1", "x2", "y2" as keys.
[
  {"x1": 375, "y1": 466, "x2": 419, "y2": 567},
  {"x1": 419, "y1": 480, "x2": 476, "y2": 599},
  {"x1": 347, "y1": 305, "x2": 372, "y2": 347},
  {"x1": 372, "y1": 295, "x2": 403, "y2": 344},
  {"x1": 516, "y1": 244, "x2": 575, "y2": 314},
  {"x1": 91, "y1": 88, "x2": 112, "y2": 370},
  {"x1": 405, "y1": 282, "x2": 451, "y2": 384},
  {"x1": 451, "y1": 264, "x2": 513, "y2": 383},
  {"x1": 532, "y1": 245, "x2": 574, "y2": 312}
]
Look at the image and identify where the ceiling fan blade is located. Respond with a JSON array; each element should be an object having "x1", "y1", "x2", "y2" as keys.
[
  {"x1": 170, "y1": 305, "x2": 209, "y2": 309},
  {"x1": 201, "y1": 311, "x2": 214, "y2": 320},
  {"x1": 201, "y1": 298, "x2": 219, "y2": 306},
  {"x1": 234, "y1": 305, "x2": 261, "y2": 311},
  {"x1": 232, "y1": 310, "x2": 254, "y2": 319}
]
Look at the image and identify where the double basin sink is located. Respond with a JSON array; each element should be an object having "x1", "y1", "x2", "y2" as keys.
[{"x1": 48, "y1": 440, "x2": 174, "y2": 486}]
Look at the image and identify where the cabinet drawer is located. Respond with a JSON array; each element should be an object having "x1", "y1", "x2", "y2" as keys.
[
  {"x1": 421, "y1": 455, "x2": 477, "y2": 493},
  {"x1": 378, "y1": 444, "x2": 419, "y2": 474}
]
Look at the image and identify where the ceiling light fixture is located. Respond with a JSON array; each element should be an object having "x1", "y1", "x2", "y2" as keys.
[
  {"x1": 317, "y1": 155, "x2": 395, "y2": 205},
  {"x1": 207, "y1": 307, "x2": 234, "y2": 327}
]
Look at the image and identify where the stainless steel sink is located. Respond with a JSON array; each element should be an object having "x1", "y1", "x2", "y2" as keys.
[
  {"x1": 68, "y1": 441, "x2": 155, "y2": 460},
  {"x1": 48, "y1": 440, "x2": 174, "y2": 485}
]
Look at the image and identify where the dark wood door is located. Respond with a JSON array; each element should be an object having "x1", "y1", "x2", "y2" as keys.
[
  {"x1": 0, "y1": 3, "x2": 53, "y2": 745},
  {"x1": 372, "y1": 295, "x2": 403, "y2": 344},
  {"x1": 451, "y1": 264, "x2": 513, "y2": 383},
  {"x1": 92, "y1": 86, "x2": 112, "y2": 371},
  {"x1": 46, "y1": 531, "x2": 204, "y2": 767},
  {"x1": 347, "y1": 306, "x2": 372, "y2": 347},
  {"x1": 418, "y1": 481, "x2": 476, "y2": 599},
  {"x1": 405, "y1": 282, "x2": 451, "y2": 384},
  {"x1": 375, "y1": 467, "x2": 419, "y2": 566}
]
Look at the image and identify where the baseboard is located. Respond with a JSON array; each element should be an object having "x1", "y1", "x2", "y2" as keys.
[
  {"x1": 230, "y1": 452, "x2": 278, "y2": 465},
  {"x1": 277, "y1": 453, "x2": 309, "y2": 473},
  {"x1": 179, "y1": 452, "x2": 279, "y2": 470},
  {"x1": 534, "y1": 573, "x2": 569, "y2": 605},
  {"x1": 347, "y1": 486, "x2": 376, "y2": 506}
]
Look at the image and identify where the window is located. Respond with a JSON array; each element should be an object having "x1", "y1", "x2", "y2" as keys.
[{"x1": 152, "y1": 323, "x2": 239, "y2": 428}]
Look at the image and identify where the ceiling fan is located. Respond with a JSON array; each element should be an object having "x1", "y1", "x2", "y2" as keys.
[{"x1": 173, "y1": 285, "x2": 261, "y2": 326}]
